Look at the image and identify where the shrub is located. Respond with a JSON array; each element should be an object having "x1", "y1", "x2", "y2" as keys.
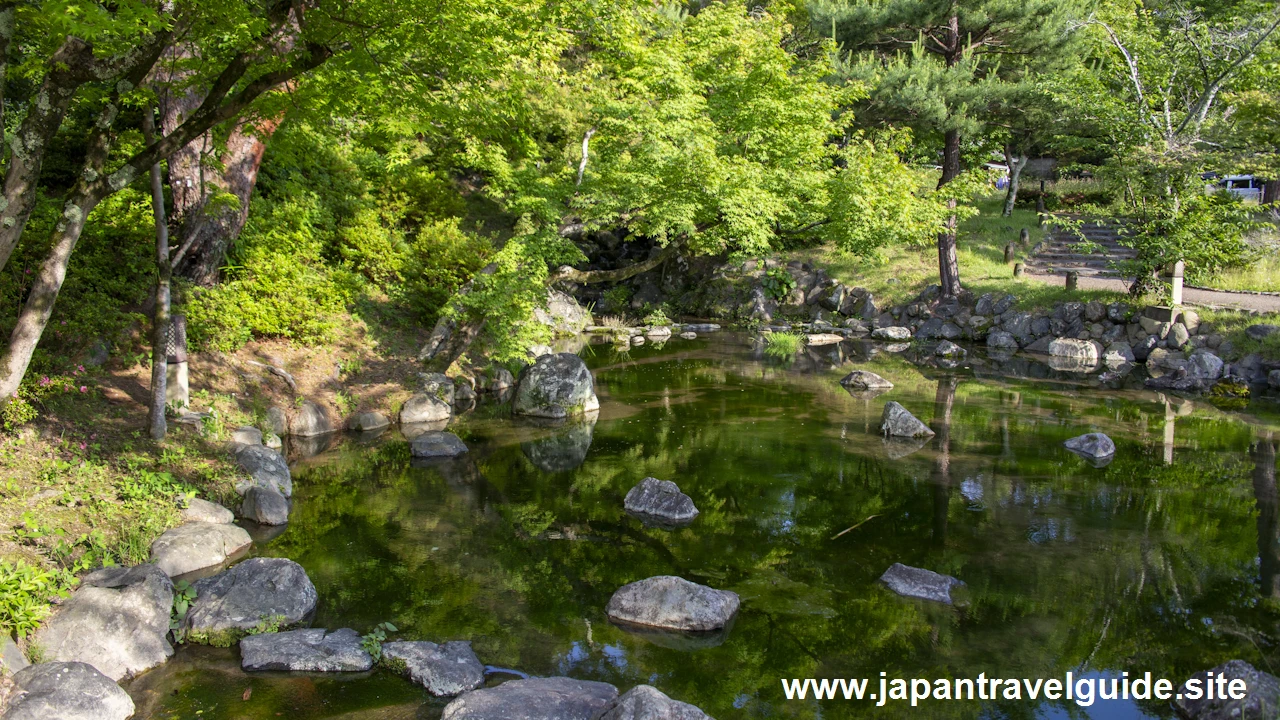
[
  {"x1": 399, "y1": 219, "x2": 493, "y2": 325},
  {"x1": 0, "y1": 560, "x2": 76, "y2": 640},
  {"x1": 764, "y1": 331, "x2": 805, "y2": 358}
]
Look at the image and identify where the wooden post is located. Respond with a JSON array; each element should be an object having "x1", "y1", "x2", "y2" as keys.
[
  {"x1": 1036, "y1": 180, "x2": 1046, "y2": 225},
  {"x1": 1170, "y1": 260, "x2": 1185, "y2": 306},
  {"x1": 1066, "y1": 271, "x2": 1079, "y2": 291},
  {"x1": 1013, "y1": 263, "x2": 1024, "y2": 278},
  {"x1": 1004, "y1": 243, "x2": 1015, "y2": 263}
]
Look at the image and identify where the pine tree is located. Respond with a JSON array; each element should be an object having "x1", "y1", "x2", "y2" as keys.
[{"x1": 814, "y1": 0, "x2": 1084, "y2": 297}]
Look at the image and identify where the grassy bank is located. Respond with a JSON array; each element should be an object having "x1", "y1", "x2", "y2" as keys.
[{"x1": 787, "y1": 196, "x2": 1131, "y2": 309}]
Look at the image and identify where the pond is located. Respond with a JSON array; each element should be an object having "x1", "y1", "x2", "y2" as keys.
[{"x1": 127, "y1": 334, "x2": 1280, "y2": 719}]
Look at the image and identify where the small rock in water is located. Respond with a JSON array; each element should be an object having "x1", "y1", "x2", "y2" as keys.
[
  {"x1": 1063, "y1": 432, "x2": 1115, "y2": 462},
  {"x1": 1, "y1": 661, "x2": 135, "y2": 720},
  {"x1": 807, "y1": 333, "x2": 843, "y2": 346},
  {"x1": 289, "y1": 400, "x2": 333, "y2": 437},
  {"x1": 241, "y1": 486, "x2": 289, "y2": 525},
  {"x1": 149, "y1": 522, "x2": 252, "y2": 578},
  {"x1": 624, "y1": 478, "x2": 699, "y2": 526},
  {"x1": 240, "y1": 628, "x2": 372, "y2": 672},
  {"x1": 606, "y1": 576, "x2": 739, "y2": 632},
  {"x1": 1175, "y1": 660, "x2": 1280, "y2": 720},
  {"x1": 879, "y1": 563, "x2": 965, "y2": 605},
  {"x1": 400, "y1": 393, "x2": 452, "y2": 424},
  {"x1": 872, "y1": 326, "x2": 912, "y2": 341},
  {"x1": 382, "y1": 640, "x2": 485, "y2": 696},
  {"x1": 182, "y1": 497, "x2": 234, "y2": 524},
  {"x1": 410, "y1": 431, "x2": 469, "y2": 458},
  {"x1": 513, "y1": 353, "x2": 600, "y2": 419},
  {"x1": 679, "y1": 331, "x2": 697, "y2": 340},
  {"x1": 840, "y1": 370, "x2": 893, "y2": 390},
  {"x1": 185, "y1": 558, "x2": 318, "y2": 646},
  {"x1": 34, "y1": 564, "x2": 173, "y2": 681},
  {"x1": 935, "y1": 340, "x2": 965, "y2": 358},
  {"x1": 880, "y1": 402, "x2": 935, "y2": 439},
  {"x1": 680, "y1": 324, "x2": 721, "y2": 333},
  {"x1": 347, "y1": 411, "x2": 390, "y2": 432},
  {"x1": 442, "y1": 677, "x2": 618, "y2": 720},
  {"x1": 602, "y1": 685, "x2": 712, "y2": 720}
]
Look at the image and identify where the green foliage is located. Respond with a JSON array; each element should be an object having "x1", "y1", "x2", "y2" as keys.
[
  {"x1": 360, "y1": 621, "x2": 398, "y2": 662},
  {"x1": 764, "y1": 331, "x2": 805, "y2": 358},
  {"x1": 641, "y1": 308, "x2": 671, "y2": 327},
  {"x1": 1119, "y1": 192, "x2": 1261, "y2": 297},
  {"x1": 600, "y1": 286, "x2": 634, "y2": 313},
  {"x1": 249, "y1": 614, "x2": 287, "y2": 636},
  {"x1": 400, "y1": 219, "x2": 494, "y2": 326},
  {"x1": 761, "y1": 266, "x2": 796, "y2": 302},
  {"x1": 0, "y1": 560, "x2": 76, "y2": 640},
  {"x1": 3, "y1": 373, "x2": 90, "y2": 433},
  {"x1": 169, "y1": 580, "x2": 197, "y2": 644}
]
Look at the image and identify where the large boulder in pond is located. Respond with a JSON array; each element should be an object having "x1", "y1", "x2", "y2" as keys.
[
  {"x1": 840, "y1": 370, "x2": 893, "y2": 391},
  {"x1": 1064, "y1": 432, "x2": 1115, "y2": 462},
  {"x1": 410, "y1": 431, "x2": 469, "y2": 459},
  {"x1": 288, "y1": 399, "x2": 333, "y2": 437},
  {"x1": 1175, "y1": 660, "x2": 1280, "y2": 720},
  {"x1": 606, "y1": 576, "x2": 739, "y2": 632},
  {"x1": 33, "y1": 564, "x2": 173, "y2": 681},
  {"x1": 442, "y1": 677, "x2": 619, "y2": 720},
  {"x1": 241, "y1": 486, "x2": 289, "y2": 525},
  {"x1": 149, "y1": 522, "x2": 252, "y2": 578},
  {"x1": 240, "y1": 628, "x2": 372, "y2": 672},
  {"x1": 624, "y1": 478, "x2": 698, "y2": 526},
  {"x1": 1, "y1": 662, "x2": 134, "y2": 720},
  {"x1": 602, "y1": 685, "x2": 713, "y2": 720},
  {"x1": 401, "y1": 393, "x2": 452, "y2": 424},
  {"x1": 1048, "y1": 338, "x2": 1102, "y2": 362},
  {"x1": 881, "y1": 402, "x2": 935, "y2": 439},
  {"x1": 184, "y1": 558, "x2": 318, "y2": 646},
  {"x1": 229, "y1": 443, "x2": 291, "y2": 497},
  {"x1": 382, "y1": 640, "x2": 485, "y2": 696},
  {"x1": 513, "y1": 353, "x2": 600, "y2": 419},
  {"x1": 880, "y1": 563, "x2": 965, "y2": 605}
]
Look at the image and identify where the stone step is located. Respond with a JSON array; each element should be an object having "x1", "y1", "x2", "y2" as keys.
[{"x1": 1031, "y1": 251, "x2": 1137, "y2": 262}]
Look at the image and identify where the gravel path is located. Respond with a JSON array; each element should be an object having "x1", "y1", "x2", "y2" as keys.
[{"x1": 1030, "y1": 273, "x2": 1280, "y2": 314}]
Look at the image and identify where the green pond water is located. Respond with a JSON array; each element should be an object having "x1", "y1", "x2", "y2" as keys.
[{"x1": 127, "y1": 334, "x2": 1280, "y2": 719}]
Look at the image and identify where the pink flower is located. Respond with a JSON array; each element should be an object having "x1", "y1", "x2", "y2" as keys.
[
  {"x1": 79, "y1": 386, "x2": 87, "y2": 393},
  {"x1": 76, "y1": 365, "x2": 84, "y2": 373},
  {"x1": 78, "y1": 443, "x2": 86, "y2": 451}
]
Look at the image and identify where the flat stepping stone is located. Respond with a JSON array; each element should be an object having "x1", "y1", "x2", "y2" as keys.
[
  {"x1": 880, "y1": 402, "x2": 935, "y2": 439},
  {"x1": 230, "y1": 443, "x2": 292, "y2": 497},
  {"x1": 182, "y1": 497, "x2": 234, "y2": 524},
  {"x1": 240, "y1": 628, "x2": 372, "y2": 672},
  {"x1": 624, "y1": 478, "x2": 699, "y2": 526},
  {"x1": 241, "y1": 486, "x2": 289, "y2": 525},
  {"x1": 840, "y1": 370, "x2": 893, "y2": 390},
  {"x1": 606, "y1": 576, "x2": 739, "y2": 632},
  {"x1": 880, "y1": 563, "x2": 964, "y2": 605},
  {"x1": 150, "y1": 522, "x2": 252, "y2": 578},
  {"x1": 442, "y1": 677, "x2": 619, "y2": 720},
  {"x1": 184, "y1": 558, "x2": 318, "y2": 646},
  {"x1": 383, "y1": 640, "x2": 485, "y2": 696},
  {"x1": 2, "y1": 661, "x2": 134, "y2": 720},
  {"x1": 34, "y1": 564, "x2": 173, "y2": 681},
  {"x1": 602, "y1": 685, "x2": 712, "y2": 720},
  {"x1": 410, "y1": 431, "x2": 469, "y2": 458},
  {"x1": 1063, "y1": 432, "x2": 1115, "y2": 461}
]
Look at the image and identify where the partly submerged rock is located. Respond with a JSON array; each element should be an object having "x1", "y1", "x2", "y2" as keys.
[
  {"x1": 382, "y1": 640, "x2": 485, "y2": 696},
  {"x1": 1063, "y1": 432, "x2": 1116, "y2": 462},
  {"x1": 521, "y1": 417, "x2": 596, "y2": 472},
  {"x1": 34, "y1": 564, "x2": 173, "y2": 681},
  {"x1": 871, "y1": 326, "x2": 912, "y2": 341},
  {"x1": 400, "y1": 393, "x2": 452, "y2": 424},
  {"x1": 840, "y1": 370, "x2": 893, "y2": 391},
  {"x1": 606, "y1": 576, "x2": 739, "y2": 632},
  {"x1": 241, "y1": 486, "x2": 289, "y2": 526},
  {"x1": 880, "y1": 402, "x2": 935, "y2": 439},
  {"x1": 410, "y1": 431, "x2": 469, "y2": 459},
  {"x1": 879, "y1": 563, "x2": 965, "y2": 605},
  {"x1": 602, "y1": 685, "x2": 713, "y2": 720},
  {"x1": 935, "y1": 340, "x2": 966, "y2": 358},
  {"x1": 230, "y1": 443, "x2": 292, "y2": 497},
  {"x1": 288, "y1": 400, "x2": 333, "y2": 437},
  {"x1": 149, "y1": 522, "x2": 252, "y2": 578},
  {"x1": 185, "y1": 558, "x2": 318, "y2": 646},
  {"x1": 442, "y1": 677, "x2": 619, "y2": 720},
  {"x1": 229, "y1": 426, "x2": 263, "y2": 446},
  {"x1": 624, "y1": 478, "x2": 699, "y2": 526},
  {"x1": 240, "y1": 628, "x2": 372, "y2": 672},
  {"x1": 1, "y1": 661, "x2": 134, "y2": 720},
  {"x1": 347, "y1": 411, "x2": 390, "y2": 432},
  {"x1": 513, "y1": 353, "x2": 600, "y2": 419},
  {"x1": 1048, "y1": 338, "x2": 1102, "y2": 362},
  {"x1": 1175, "y1": 660, "x2": 1280, "y2": 720}
]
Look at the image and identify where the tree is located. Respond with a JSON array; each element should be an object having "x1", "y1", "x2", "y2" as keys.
[{"x1": 814, "y1": 0, "x2": 1085, "y2": 296}]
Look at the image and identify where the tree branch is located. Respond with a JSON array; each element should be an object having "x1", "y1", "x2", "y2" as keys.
[{"x1": 550, "y1": 242, "x2": 680, "y2": 284}]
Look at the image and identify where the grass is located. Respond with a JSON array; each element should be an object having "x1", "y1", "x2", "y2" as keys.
[
  {"x1": 1198, "y1": 309, "x2": 1280, "y2": 359},
  {"x1": 764, "y1": 331, "x2": 805, "y2": 359},
  {"x1": 1201, "y1": 254, "x2": 1280, "y2": 293},
  {"x1": 788, "y1": 196, "x2": 1130, "y2": 310}
]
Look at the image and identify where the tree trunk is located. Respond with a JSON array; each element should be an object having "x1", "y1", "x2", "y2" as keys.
[
  {"x1": 931, "y1": 377, "x2": 958, "y2": 546},
  {"x1": 1002, "y1": 148, "x2": 1028, "y2": 217},
  {"x1": 142, "y1": 108, "x2": 170, "y2": 440},
  {"x1": 0, "y1": 3, "x2": 14, "y2": 161},
  {"x1": 934, "y1": 126, "x2": 963, "y2": 298},
  {"x1": 1255, "y1": 434, "x2": 1279, "y2": 599}
]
